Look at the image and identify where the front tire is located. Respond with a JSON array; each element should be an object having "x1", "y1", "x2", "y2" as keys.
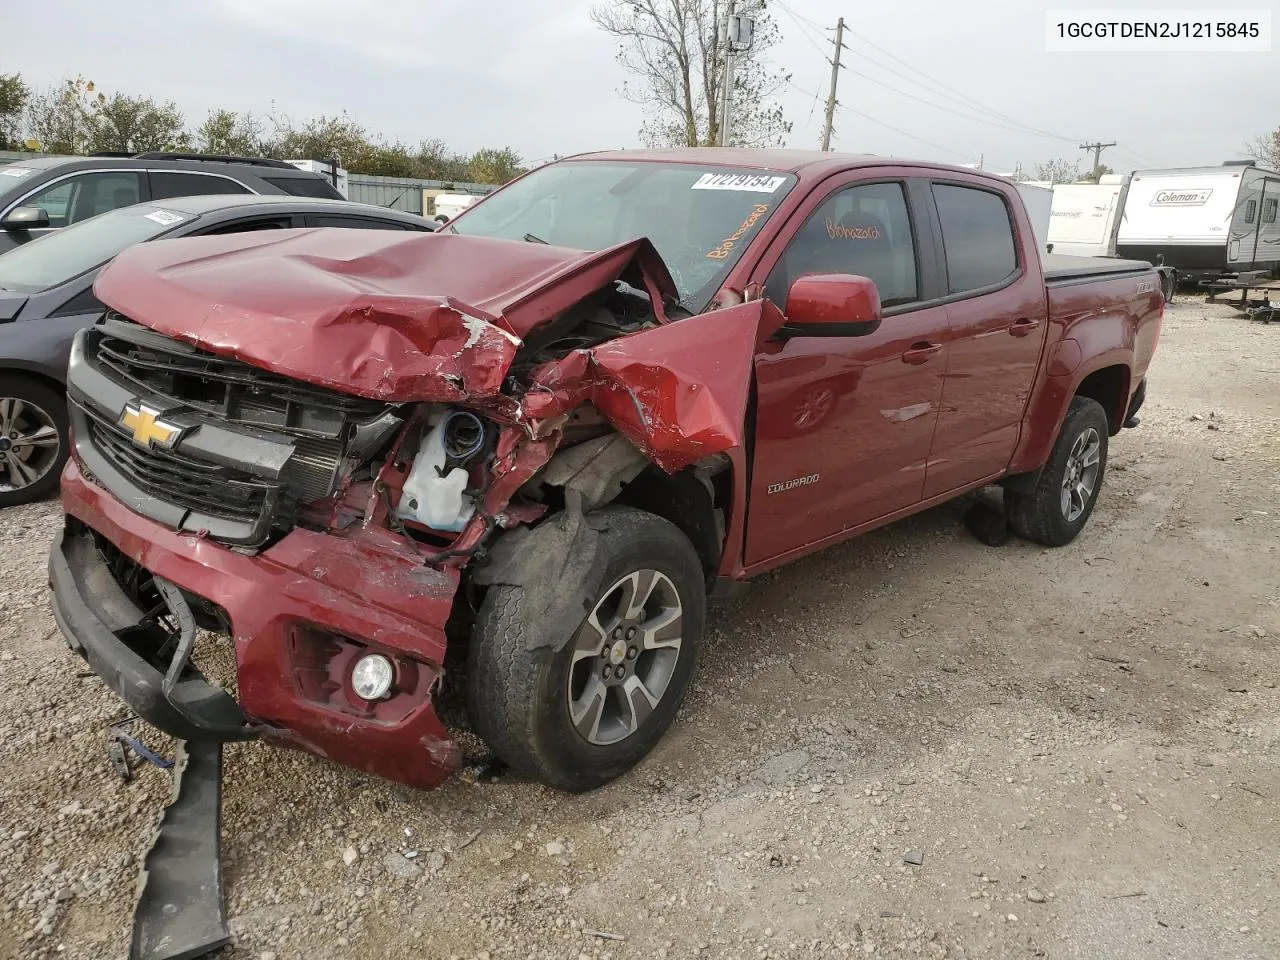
[
  {"x1": 466, "y1": 506, "x2": 705, "y2": 792},
  {"x1": 1005, "y1": 396, "x2": 1109, "y2": 547}
]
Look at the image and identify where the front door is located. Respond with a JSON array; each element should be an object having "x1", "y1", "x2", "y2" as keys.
[
  {"x1": 922, "y1": 180, "x2": 1049, "y2": 499},
  {"x1": 745, "y1": 177, "x2": 950, "y2": 566}
]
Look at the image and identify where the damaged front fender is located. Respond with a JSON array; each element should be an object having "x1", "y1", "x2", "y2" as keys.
[{"x1": 524, "y1": 298, "x2": 785, "y2": 472}]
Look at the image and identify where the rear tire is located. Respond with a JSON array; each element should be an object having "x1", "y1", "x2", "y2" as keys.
[
  {"x1": 0, "y1": 377, "x2": 68, "y2": 508},
  {"x1": 1004, "y1": 396, "x2": 1109, "y2": 547},
  {"x1": 466, "y1": 506, "x2": 705, "y2": 792}
]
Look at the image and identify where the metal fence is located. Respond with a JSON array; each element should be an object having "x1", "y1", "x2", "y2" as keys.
[{"x1": 348, "y1": 176, "x2": 493, "y2": 214}]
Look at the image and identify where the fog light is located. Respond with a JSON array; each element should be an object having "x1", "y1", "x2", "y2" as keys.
[{"x1": 351, "y1": 654, "x2": 394, "y2": 701}]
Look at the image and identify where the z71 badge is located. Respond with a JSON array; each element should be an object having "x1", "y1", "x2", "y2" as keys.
[{"x1": 767, "y1": 474, "x2": 820, "y2": 494}]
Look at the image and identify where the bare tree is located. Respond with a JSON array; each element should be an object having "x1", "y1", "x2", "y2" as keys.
[
  {"x1": 591, "y1": 0, "x2": 790, "y2": 148},
  {"x1": 1245, "y1": 128, "x2": 1280, "y2": 170}
]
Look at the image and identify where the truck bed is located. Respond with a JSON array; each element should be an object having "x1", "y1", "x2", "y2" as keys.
[{"x1": 1042, "y1": 253, "x2": 1154, "y2": 284}]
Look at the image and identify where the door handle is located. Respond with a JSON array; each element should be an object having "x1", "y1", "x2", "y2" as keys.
[
  {"x1": 901, "y1": 341, "x2": 942, "y2": 365},
  {"x1": 1010, "y1": 317, "x2": 1041, "y2": 337}
]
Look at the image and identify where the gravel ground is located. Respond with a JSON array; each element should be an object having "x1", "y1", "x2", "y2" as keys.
[{"x1": 1, "y1": 297, "x2": 1278, "y2": 960}]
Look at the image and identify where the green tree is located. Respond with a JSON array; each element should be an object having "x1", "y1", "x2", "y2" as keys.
[
  {"x1": 196, "y1": 109, "x2": 267, "y2": 156},
  {"x1": 1245, "y1": 128, "x2": 1280, "y2": 170},
  {"x1": 468, "y1": 147, "x2": 526, "y2": 184},
  {"x1": 268, "y1": 111, "x2": 375, "y2": 169},
  {"x1": 591, "y1": 0, "x2": 791, "y2": 147},
  {"x1": 24, "y1": 76, "x2": 97, "y2": 154},
  {"x1": 415, "y1": 138, "x2": 472, "y2": 181},
  {"x1": 1034, "y1": 158, "x2": 1080, "y2": 184},
  {"x1": 87, "y1": 92, "x2": 188, "y2": 153},
  {"x1": 0, "y1": 73, "x2": 29, "y2": 150},
  {"x1": 1079, "y1": 163, "x2": 1114, "y2": 184}
]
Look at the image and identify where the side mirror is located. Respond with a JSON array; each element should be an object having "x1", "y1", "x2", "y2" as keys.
[
  {"x1": 1, "y1": 206, "x2": 51, "y2": 232},
  {"x1": 783, "y1": 273, "x2": 882, "y2": 337}
]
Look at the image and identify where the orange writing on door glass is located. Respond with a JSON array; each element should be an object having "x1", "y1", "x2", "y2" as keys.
[{"x1": 826, "y1": 220, "x2": 880, "y2": 240}]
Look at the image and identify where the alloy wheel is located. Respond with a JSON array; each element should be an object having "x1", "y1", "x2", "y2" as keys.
[
  {"x1": 566, "y1": 569, "x2": 684, "y2": 746},
  {"x1": 0, "y1": 397, "x2": 62, "y2": 494}
]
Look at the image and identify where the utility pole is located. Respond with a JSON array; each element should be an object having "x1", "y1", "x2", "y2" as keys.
[
  {"x1": 1079, "y1": 140, "x2": 1116, "y2": 176},
  {"x1": 820, "y1": 17, "x2": 847, "y2": 152},
  {"x1": 718, "y1": 0, "x2": 737, "y2": 146}
]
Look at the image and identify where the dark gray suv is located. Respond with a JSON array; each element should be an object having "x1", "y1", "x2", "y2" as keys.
[
  {"x1": 0, "y1": 194, "x2": 433, "y2": 507},
  {"x1": 0, "y1": 152, "x2": 345, "y2": 255}
]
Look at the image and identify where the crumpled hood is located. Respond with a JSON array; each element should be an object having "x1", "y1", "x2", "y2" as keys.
[{"x1": 93, "y1": 229, "x2": 677, "y2": 402}]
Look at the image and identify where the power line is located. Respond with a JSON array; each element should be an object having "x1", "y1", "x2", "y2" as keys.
[
  {"x1": 773, "y1": 0, "x2": 827, "y2": 32},
  {"x1": 774, "y1": 0, "x2": 832, "y2": 58},
  {"x1": 839, "y1": 104, "x2": 983, "y2": 163},
  {"x1": 786, "y1": 79, "x2": 981, "y2": 164},
  {"x1": 839, "y1": 26, "x2": 1082, "y2": 144},
  {"x1": 845, "y1": 69, "x2": 1072, "y2": 139}
]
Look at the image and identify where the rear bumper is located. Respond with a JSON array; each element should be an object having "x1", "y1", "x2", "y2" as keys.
[{"x1": 51, "y1": 458, "x2": 463, "y2": 790}]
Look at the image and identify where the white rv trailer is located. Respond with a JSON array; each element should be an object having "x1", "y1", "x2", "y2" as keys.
[
  {"x1": 1115, "y1": 162, "x2": 1280, "y2": 281},
  {"x1": 1014, "y1": 182, "x2": 1052, "y2": 253},
  {"x1": 1047, "y1": 175, "x2": 1127, "y2": 258}
]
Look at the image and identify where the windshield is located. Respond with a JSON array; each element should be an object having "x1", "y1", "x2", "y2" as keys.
[
  {"x1": 0, "y1": 205, "x2": 192, "y2": 293},
  {"x1": 449, "y1": 161, "x2": 796, "y2": 309}
]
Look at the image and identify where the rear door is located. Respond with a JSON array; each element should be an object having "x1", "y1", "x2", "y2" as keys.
[
  {"x1": 744, "y1": 173, "x2": 950, "y2": 564},
  {"x1": 922, "y1": 179, "x2": 1048, "y2": 498}
]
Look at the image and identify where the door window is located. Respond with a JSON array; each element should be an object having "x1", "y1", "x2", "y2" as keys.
[
  {"x1": 150, "y1": 172, "x2": 251, "y2": 200},
  {"x1": 1244, "y1": 199, "x2": 1257, "y2": 224},
  {"x1": 22, "y1": 172, "x2": 143, "y2": 227},
  {"x1": 931, "y1": 184, "x2": 1018, "y2": 294},
  {"x1": 766, "y1": 182, "x2": 918, "y2": 309},
  {"x1": 1263, "y1": 198, "x2": 1277, "y2": 224},
  {"x1": 201, "y1": 217, "x2": 295, "y2": 235},
  {"x1": 309, "y1": 214, "x2": 409, "y2": 230}
]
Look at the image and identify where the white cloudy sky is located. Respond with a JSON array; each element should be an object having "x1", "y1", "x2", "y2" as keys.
[{"x1": 5, "y1": 0, "x2": 1275, "y2": 172}]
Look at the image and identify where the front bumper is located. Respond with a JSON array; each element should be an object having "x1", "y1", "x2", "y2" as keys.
[{"x1": 52, "y1": 458, "x2": 463, "y2": 790}]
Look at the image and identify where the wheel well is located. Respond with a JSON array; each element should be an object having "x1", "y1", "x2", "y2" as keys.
[
  {"x1": 613, "y1": 463, "x2": 729, "y2": 580},
  {"x1": 1, "y1": 368, "x2": 66, "y2": 399},
  {"x1": 1074, "y1": 365, "x2": 1129, "y2": 434}
]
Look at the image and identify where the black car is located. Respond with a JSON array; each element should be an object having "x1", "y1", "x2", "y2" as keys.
[
  {"x1": 0, "y1": 194, "x2": 433, "y2": 506},
  {"x1": 0, "y1": 152, "x2": 346, "y2": 255}
]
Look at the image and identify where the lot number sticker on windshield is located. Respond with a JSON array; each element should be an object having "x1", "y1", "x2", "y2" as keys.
[
  {"x1": 692, "y1": 172, "x2": 787, "y2": 193},
  {"x1": 0, "y1": 167, "x2": 35, "y2": 178},
  {"x1": 144, "y1": 210, "x2": 186, "y2": 226}
]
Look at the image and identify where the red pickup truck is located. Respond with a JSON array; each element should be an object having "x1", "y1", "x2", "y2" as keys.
[{"x1": 49, "y1": 150, "x2": 1162, "y2": 792}]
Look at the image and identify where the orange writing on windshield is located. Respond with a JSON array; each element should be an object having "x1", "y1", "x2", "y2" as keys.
[{"x1": 707, "y1": 204, "x2": 771, "y2": 260}]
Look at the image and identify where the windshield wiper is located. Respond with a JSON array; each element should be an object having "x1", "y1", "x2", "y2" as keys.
[{"x1": 523, "y1": 232, "x2": 548, "y2": 244}]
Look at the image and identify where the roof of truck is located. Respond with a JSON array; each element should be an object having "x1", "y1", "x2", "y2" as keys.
[{"x1": 564, "y1": 147, "x2": 1014, "y2": 187}]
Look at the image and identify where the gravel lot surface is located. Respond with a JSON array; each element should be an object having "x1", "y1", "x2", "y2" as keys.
[{"x1": 1, "y1": 297, "x2": 1277, "y2": 960}]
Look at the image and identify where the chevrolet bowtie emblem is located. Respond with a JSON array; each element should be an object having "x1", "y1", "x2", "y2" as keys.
[{"x1": 119, "y1": 403, "x2": 181, "y2": 450}]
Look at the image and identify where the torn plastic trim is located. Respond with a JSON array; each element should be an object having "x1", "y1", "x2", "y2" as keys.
[{"x1": 470, "y1": 491, "x2": 612, "y2": 653}]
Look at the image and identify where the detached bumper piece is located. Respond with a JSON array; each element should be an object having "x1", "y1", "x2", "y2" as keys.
[
  {"x1": 130, "y1": 740, "x2": 229, "y2": 960},
  {"x1": 49, "y1": 524, "x2": 254, "y2": 742}
]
